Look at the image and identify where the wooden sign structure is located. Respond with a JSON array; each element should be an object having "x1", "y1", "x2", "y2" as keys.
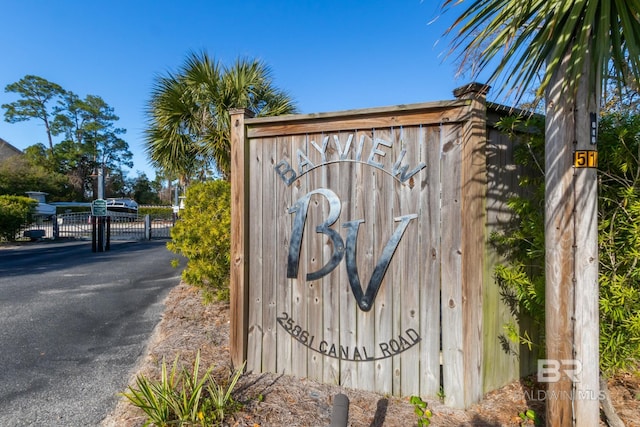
[{"x1": 230, "y1": 83, "x2": 532, "y2": 409}]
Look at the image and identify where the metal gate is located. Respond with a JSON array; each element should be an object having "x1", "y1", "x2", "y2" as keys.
[
  {"x1": 21, "y1": 212, "x2": 175, "y2": 241},
  {"x1": 147, "y1": 215, "x2": 175, "y2": 239}
]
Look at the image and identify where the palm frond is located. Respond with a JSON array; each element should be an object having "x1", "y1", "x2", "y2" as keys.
[
  {"x1": 144, "y1": 52, "x2": 297, "y2": 180},
  {"x1": 442, "y1": 0, "x2": 640, "y2": 104}
]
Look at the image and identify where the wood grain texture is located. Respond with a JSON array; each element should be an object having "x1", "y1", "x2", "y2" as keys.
[
  {"x1": 276, "y1": 135, "x2": 293, "y2": 375},
  {"x1": 571, "y1": 59, "x2": 600, "y2": 426},
  {"x1": 440, "y1": 124, "x2": 465, "y2": 408},
  {"x1": 461, "y1": 92, "x2": 486, "y2": 406},
  {"x1": 231, "y1": 97, "x2": 531, "y2": 408},
  {"x1": 246, "y1": 101, "x2": 470, "y2": 138},
  {"x1": 230, "y1": 109, "x2": 250, "y2": 369},
  {"x1": 545, "y1": 64, "x2": 578, "y2": 427},
  {"x1": 246, "y1": 130, "x2": 263, "y2": 373},
  {"x1": 420, "y1": 125, "x2": 442, "y2": 397}
]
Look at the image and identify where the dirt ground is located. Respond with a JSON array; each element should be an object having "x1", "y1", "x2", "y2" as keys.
[{"x1": 101, "y1": 283, "x2": 640, "y2": 427}]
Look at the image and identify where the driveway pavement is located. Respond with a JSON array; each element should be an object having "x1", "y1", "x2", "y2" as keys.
[{"x1": 0, "y1": 239, "x2": 184, "y2": 426}]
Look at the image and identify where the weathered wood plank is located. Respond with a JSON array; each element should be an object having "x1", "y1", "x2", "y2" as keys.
[
  {"x1": 352, "y1": 129, "x2": 378, "y2": 391},
  {"x1": 247, "y1": 134, "x2": 264, "y2": 373},
  {"x1": 389, "y1": 126, "x2": 403, "y2": 397},
  {"x1": 290, "y1": 133, "x2": 309, "y2": 378},
  {"x1": 461, "y1": 93, "x2": 486, "y2": 406},
  {"x1": 396, "y1": 125, "x2": 422, "y2": 397},
  {"x1": 305, "y1": 132, "x2": 325, "y2": 382},
  {"x1": 261, "y1": 137, "x2": 278, "y2": 373},
  {"x1": 338, "y1": 159, "x2": 358, "y2": 389},
  {"x1": 420, "y1": 125, "x2": 442, "y2": 397},
  {"x1": 246, "y1": 102, "x2": 471, "y2": 138},
  {"x1": 440, "y1": 124, "x2": 465, "y2": 408},
  {"x1": 322, "y1": 144, "x2": 341, "y2": 385},
  {"x1": 230, "y1": 109, "x2": 251, "y2": 368},
  {"x1": 483, "y1": 128, "x2": 536, "y2": 392},
  {"x1": 276, "y1": 135, "x2": 294, "y2": 375},
  {"x1": 372, "y1": 128, "x2": 392, "y2": 394}
]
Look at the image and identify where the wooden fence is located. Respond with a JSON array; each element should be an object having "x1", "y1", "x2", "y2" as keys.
[{"x1": 230, "y1": 83, "x2": 536, "y2": 409}]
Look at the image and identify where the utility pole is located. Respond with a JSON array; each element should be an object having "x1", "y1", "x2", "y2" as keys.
[{"x1": 545, "y1": 47, "x2": 599, "y2": 427}]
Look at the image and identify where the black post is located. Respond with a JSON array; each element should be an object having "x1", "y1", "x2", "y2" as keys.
[
  {"x1": 97, "y1": 217, "x2": 104, "y2": 252},
  {"x1": 106, "y1": 216, "x2": 111, "y2": 251},
  {"x1": 52, "y1": 215, "x2": 59, "y2": 240},
  {"x1": 91, "y1": 215, "x2": 97, "y2": 252}
]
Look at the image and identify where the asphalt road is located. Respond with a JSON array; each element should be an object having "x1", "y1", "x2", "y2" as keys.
[{"x1": 0, "y1": 239, "x2": 184, "y2": 426}]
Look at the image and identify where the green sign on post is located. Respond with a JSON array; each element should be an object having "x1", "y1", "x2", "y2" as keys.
[{"x1": 92, "y1": 199, "x2": 107, "y2": 217}]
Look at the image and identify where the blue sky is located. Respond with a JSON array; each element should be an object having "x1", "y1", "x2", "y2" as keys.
[{"x1": 0, "y1": 1, "x2": 487, "y2": 180}]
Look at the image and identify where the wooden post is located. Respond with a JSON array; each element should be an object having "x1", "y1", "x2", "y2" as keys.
[
  {"x1": 572, "y1": 55, "x2": 600, "y2": 425},
  {"x1": 545, "y1": 66, "x2": 576, "y2": 427},
  {"x1": 545, "y1": 49, "x2": 599, "y2": 426},
  {"x1": 452, "y1": 83, "x2": 489, "y2": 407},
  {"x1": 230, "y1": 108, "x2": 254, "y2": 368}
]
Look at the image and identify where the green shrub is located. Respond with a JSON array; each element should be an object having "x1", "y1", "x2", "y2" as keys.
[
  {"x1": 0, "y1": 195, "x2": 37, "y2": 241},
  {"x1": 597, "y1": 113, "x2": 640, "y2": 374},
  {"x1": 493, "y1": 113, "x2": 640, "y2": 374},
  {"x1": 139, "y1": 206, "x2": 173, "y2": 219},
  {"x1": 122, "y1": 351, "x2": 243, "y2": 426},
  {"x1": 167, "y1": 180, "x2": 230, "y2": 303}
]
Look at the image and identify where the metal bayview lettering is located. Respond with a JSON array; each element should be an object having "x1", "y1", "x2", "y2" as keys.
[
  {"x1": 273, "y1": 130, "x2": 426, "y2": 361},
  {"x1": 287, "y1": 188, "x2": 417, "y2": 312},
  {"x1": 274, "y1": 133, "x2": 426, "y2": 185}
]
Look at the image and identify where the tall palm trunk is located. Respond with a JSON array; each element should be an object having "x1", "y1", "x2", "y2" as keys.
[{"x1": 545, "y1": 45, "x2": 600, "y2": 427}]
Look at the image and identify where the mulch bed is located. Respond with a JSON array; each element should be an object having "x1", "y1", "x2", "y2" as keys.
[{"x1": 102, "y1": 283, "x2": 640, "y2": 427}]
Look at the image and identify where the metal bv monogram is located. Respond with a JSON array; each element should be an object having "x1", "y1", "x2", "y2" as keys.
[{"x1": 287, "y1": 188, "x2": 417, "y2": 312}]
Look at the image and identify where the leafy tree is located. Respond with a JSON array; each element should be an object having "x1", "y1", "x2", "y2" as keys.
[
  {"x1": 0, "y1": 156, "x2": 76, "y2": 201},
  {"x1": 131, "y1": 172, "x2": 161, "y2": 205},
  {"x1": 74, "y1": 95, "x2": 132, "y2": 170},
  {"x1": 145, "y1": 52, "x2": 297, "y2": 182},
  {"x1": 442, "y1": 1, "x2": 640, "y2": 423},
  {"x1": 603, "y1": 69, "x2": 640, "y2": 114},
  {"x1": 3, "y1": 76, "x2": 134, "y2": 199},
  {"x1": 56, "y1": 94, "x2": 133, "y2": 197},
  {"x1": 52, "y1": 139, "x2": 94, "y2": 197},
  {"x1": 104, "y1": 169, "x2": 131, "y2": 198},
  {"x1": 50, "y1": 91, "x2": 84, "y2": 143},
  {"x1": 495, "y1": 112, "x2": 640, "y2": 372},
  {"x1": 2, "y1": 75, "x2": 65, "y2": 152},
  {"x1": 153, "y1": 168, "x2": 179, "y2": 205},
  {"x1": 23, "y1": 143, "x2": 57, "y2": 172}
]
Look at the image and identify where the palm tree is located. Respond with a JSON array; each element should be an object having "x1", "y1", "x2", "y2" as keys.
[
  {"x1": 145, "y1": 72, "x2": 205, "y2": 186},
  {"x1": 145, "y1": 52, "x2": 297, "y2": 182},
  {"x1": 441, "y1": 1, "x2": 640, "y2": 425}
]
